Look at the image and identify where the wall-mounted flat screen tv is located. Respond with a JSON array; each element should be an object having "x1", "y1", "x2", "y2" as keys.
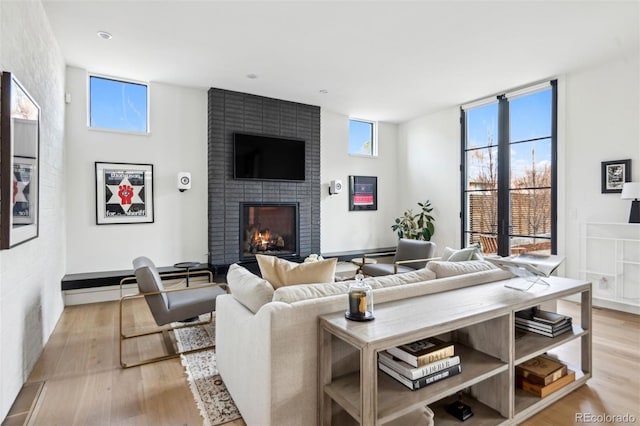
[{"x1": 233, "y1": 132, "x2": 306, "y2": 181}]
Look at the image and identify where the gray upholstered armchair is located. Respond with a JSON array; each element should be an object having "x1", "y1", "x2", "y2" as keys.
[
  {"x1": 359, "y1": 239, "x2": 438, "y2": 277},
  {"x1": 119, "y1": 256, "x2": 227, "y2": 368}
]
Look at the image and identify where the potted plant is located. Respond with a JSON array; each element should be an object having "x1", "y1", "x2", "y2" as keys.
[{"x1": 391, "y1": 200, "x2": 435, "y2": 241}]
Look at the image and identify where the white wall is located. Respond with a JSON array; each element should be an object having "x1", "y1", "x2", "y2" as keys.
[
  {"x1": 0, "y1": 1, "x2": 66, "y2": 419},
  {"x1": 397, "y1": 107, "x2": 461, "y2": 255},
  {"x1": 320, "y1": 110, "x2": 399, "y2": 253},
  {"x1": 64, "y1": 66, "x2": 209, "y2": 273},
  {"x1": 397, "y1": 54, "x2": 639, "y2": 277},
  {"x1": 563, "y1": 55, "x2": 639, "y2": 277}
]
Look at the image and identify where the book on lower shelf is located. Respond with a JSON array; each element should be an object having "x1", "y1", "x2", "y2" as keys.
[
  {"x1": 517, "y1": 370, "x2": 576, "y2": 397},
  {"x1": 379, "y1": 361, "x2": 462, "y2": 390},
  {"x1": 516, "y1": 354, "x2": 567, "y2": 386},
  {"x1": 385, "y1": 337, "x2": 455, "y2": 367},
  {"x1": 516, "y1": 355, "x2": 575, "y2": 397},
  {"x1": 515, "y1": 308, "x2": 572, "y2": 337},
  {"x1": 532, "y1": 309, "x2": 570, "y2": 325},
  {"x1": 378, "y1": 351, "x2": 461, "y2": 380},
  {"x1": 515, "y1": 322, "x2": 573, "y2": 338}
]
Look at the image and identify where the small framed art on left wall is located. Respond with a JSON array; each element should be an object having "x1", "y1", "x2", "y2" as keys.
[{"x1": 0, "y1": 71, "x2": 41, "y2": 249}]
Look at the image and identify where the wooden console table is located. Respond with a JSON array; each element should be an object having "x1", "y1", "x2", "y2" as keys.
[{"x1": 318, "y1": 276, "x2": 591, "y2": 425}]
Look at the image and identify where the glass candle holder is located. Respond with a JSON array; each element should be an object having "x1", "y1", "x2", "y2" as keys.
[{"x1": 346, "y1": 273, "x2": 374, "y2": 321}]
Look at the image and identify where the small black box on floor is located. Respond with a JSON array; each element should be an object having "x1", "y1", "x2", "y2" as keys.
[{"x1": 447, "y1": 393, "x2": 474, "y2": 421}]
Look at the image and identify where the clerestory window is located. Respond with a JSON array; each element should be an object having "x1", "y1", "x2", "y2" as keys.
[
  {"x1": 348, "y1": 118, "x2": 377, "y2": 156},
  {"x1": 89, "y1": 75, "x2": 149, "y2": 133}
]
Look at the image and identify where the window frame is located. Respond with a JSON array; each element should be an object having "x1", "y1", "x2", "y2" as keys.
[
  {"x1": 460, "y1": 81, "x2": 557, "y2": 256},
  {"x1": 87, "y1": 73, "x2": 150, "y2": 135},
  {"x1": 348, "y1": 118, "x2": 378, "y2": 157}
]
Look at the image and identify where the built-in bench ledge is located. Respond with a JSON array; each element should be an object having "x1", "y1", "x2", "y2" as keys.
[
  {"x1": 320, "y1": 247, "x2": 396, "y2": 262},
  {"x1": 62, "y1": 249, "x2": 396, "y2": 306},
  {"x1": 61, "y1": 263, "x2": 213, "y2": 306},
  {"x1": 61, "y1": 263, "x2": 213, "y2": 290}
]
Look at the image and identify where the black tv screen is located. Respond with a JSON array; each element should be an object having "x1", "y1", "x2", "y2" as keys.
[{"x1": 233, "y1": 132, "x2": 306, "y2": 181}]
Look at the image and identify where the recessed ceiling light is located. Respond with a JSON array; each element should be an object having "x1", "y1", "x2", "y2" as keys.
[
  {"x1": 97, "y1": 31, "x2": 112, "y2": 40},
  {"x1": 246, "y1": 73, "x2": 258, "y2": 79}
]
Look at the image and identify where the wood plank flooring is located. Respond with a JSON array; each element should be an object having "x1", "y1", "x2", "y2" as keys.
[
  {"x1": 521, "y1": 301, "x2": 640, "y2": 425},
  {"x1": 3, "y1": 299, "x2": 638, "y2": 425}
]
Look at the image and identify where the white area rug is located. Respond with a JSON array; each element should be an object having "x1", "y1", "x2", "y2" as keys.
[{"x1": 174, "y1": 317, "x2": 241, "y2": 425}]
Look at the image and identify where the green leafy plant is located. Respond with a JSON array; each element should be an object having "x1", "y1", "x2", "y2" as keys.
[{"x1": 391, "y1": 200, "x2": 436, "y2": 241}]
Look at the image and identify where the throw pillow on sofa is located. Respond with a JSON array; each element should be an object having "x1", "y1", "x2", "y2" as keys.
[
  {"x1": 441, "y1": 243, "x2": 483, "y2": 262},
  {"x1": 468, "y1": 242, "x2": 484, "y2": 260},
  {"x1": 227, "y1": 263, "x2": 275, "y2": 313},
  {"x1": 256, "y1": 254, "x2": 338, "y2": 288}
]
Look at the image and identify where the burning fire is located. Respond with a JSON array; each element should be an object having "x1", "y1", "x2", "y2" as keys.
[
  {"x1": 253, "y1": 230, "x2": 272, "y2": 250},
  {"x1": 248, "y1": 229, "x2": 285, "y2": 252}
]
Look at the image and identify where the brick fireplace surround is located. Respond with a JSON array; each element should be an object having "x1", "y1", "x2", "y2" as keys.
[{"x1": 207, "y1": 88, "x2": 321, "y2": 269}]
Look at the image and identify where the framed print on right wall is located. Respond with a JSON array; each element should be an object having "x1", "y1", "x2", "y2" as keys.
[{"x1": 601, "y1": 159, "x2": 631, "y2": 194}]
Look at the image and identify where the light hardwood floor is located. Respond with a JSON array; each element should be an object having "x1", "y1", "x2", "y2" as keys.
[{"x1": 3, "y1": 299, "x2": 638, "y2": 425}]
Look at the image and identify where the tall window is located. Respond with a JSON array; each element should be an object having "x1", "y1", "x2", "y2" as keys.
[
  {"x1": 348, "y1": 119, "x2": 376, "y2": 156},
  {"x1": 461, "y1": 81, "x2": 557, "y2": 256},
  {"x1": 89, "y1": 75, "x2": 149, "y2": 133}
]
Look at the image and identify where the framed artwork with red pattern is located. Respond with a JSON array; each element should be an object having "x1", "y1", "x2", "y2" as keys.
[{"x1": 95, "y1": 161, "x2": 154, "y2": 224}]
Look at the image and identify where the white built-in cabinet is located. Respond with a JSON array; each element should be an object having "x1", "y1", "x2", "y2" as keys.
[{"x1": 580, "y1": 222, "x2": 640, "y2": 314}]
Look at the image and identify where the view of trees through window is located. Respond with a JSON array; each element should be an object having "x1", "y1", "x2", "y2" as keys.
[{"x1": 462, "y1": 83, "x2": 556, "y2": 256}]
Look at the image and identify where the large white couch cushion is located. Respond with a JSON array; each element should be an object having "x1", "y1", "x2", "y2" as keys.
[{"x1": 226, "y1": 263, "x2": 274, "y2": 313}]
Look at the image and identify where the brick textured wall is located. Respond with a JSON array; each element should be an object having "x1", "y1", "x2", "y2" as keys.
[
  {"x1": 0, "y1": 1, "x2": 66, "y2": 418},
  {"x1": 208, "y1": 88, "x2": 321, "y2": 265}
]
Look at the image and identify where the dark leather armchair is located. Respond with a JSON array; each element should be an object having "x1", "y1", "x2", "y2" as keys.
[
  {"x1": 119, "y1": 256, "x2": 227, "y2": 368},
  {"x1": 359, "y1": 239, "x2": 438, "y2": 277}
]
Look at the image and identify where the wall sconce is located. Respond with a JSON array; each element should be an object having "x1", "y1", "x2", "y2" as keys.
[
  {"x1": 621, "y1": 182, "x2": 640, "y2": 223},
  {"x1": 178, "y1": 172, "x2": 191, "y2": 192},
  {"x1": 329, "y1": 179, "x2": 342, "y2": 195}
]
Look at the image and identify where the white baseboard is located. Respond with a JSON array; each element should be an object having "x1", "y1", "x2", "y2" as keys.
[
  {"x1": 63, "y1": 277, "x2": 197, "y2": 306},
  {"x1": 592, "y1": 297, "x2": 640, "y2": 314},
  {"x1": 63, "y1": 284, "x2": 138, "y2": 306},
  {"x1": 563, "y1": 294, "x2": 640, "y2": 315}
]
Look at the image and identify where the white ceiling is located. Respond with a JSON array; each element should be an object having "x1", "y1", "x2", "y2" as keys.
[{"x1": 41, "y1": 0, "x2": 639, "y2": 123}]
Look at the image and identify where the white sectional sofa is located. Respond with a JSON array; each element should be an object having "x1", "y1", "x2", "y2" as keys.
[{"x1": 216, "y1": 260, "x2": 513, "y2": 426}]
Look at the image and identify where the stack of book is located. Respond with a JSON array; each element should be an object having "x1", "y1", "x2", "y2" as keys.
[
  {"x1": 378, "y1": 337, "x2": 460, "y2": 391},
  {"x1": 515, "y1": 308, "x2": 572, "y2": 337},
  {"x1": 516, "y1": 354, "x2": 576, "y2": 397}
]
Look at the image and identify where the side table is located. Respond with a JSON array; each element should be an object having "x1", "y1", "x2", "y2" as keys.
[
  {"x1": 174, "y1": 261, "x2": 200, "y2": 287},
  {"x1": 351, "y1": 257, "x2": 378, "y2": 265},
  {"x1": 173, "y1": 261, "x2": 202, "y2": 323},
  {"x1": 351, "y1": 257, "x2": 377, "y2": 274}
]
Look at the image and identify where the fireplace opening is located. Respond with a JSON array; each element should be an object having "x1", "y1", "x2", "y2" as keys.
[{"x1": 240, "y1": 203, "x2": 298, "y2": 260}]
